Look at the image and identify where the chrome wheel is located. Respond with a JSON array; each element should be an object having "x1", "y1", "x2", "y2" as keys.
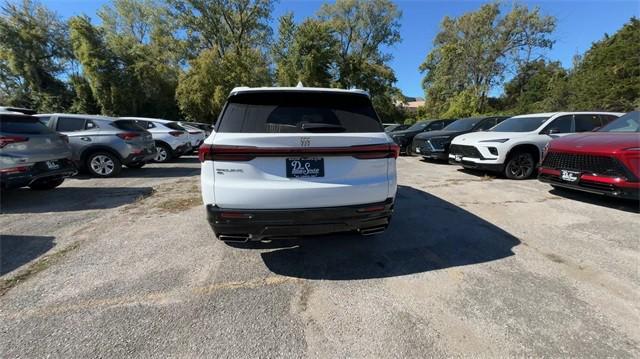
[
  {"x1": 506, "y1": 153, "x2": 534, "y2": 179},
  {"x1": 155, "y1": 146, "x2": 168, "y2": 162},
  {"x1": 90, "y1": 155, "x2": 115, "y2": 176}
]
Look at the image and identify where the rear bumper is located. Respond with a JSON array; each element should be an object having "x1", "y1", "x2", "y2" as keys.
[
  {"x1": 1, "y1": 159, "x2": 77, "y2": 189},
  {"x1": 206, "y1": 198, "x2": 395, "y2": 241},
  {"x1": 538, "y1": 168, "x2": 640, "y2": 200},
  {"x1": 174, "y1": 143, "x2": 192, "y2": 155},
  {"x1": 123, "y1": 147, "x2": 157, "y2": 164}
]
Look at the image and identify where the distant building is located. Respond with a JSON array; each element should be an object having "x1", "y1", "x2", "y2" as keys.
[{"x1": 396, "y1": 96, "x2": 425, "y2": 113}]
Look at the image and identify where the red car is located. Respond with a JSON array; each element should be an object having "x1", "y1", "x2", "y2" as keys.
[{"x1": 538, "y1": 111, "x2": 640, "y2": 200}]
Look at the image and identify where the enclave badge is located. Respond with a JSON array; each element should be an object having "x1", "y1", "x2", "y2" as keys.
[{"x1": 300, "y1": 137, "x2": 311, "y2": 147}]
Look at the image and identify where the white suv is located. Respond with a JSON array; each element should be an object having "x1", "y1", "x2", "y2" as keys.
[
  {"x1": 199, "y1": 86, "x2": 399, "y2": 242},
  {"x1": 121, "y1": 117, "x2": 192, "y2": 162},
  {"x1": 449, "y1": 112, "x2": 623, "y2": 179}
]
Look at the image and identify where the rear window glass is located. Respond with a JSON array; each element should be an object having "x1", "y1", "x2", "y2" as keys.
[
  {"x1": 164, "y1": 122, "x2": 185, "y2": 131},
  {"x1": 0, "y1": 114, "x2": 54, "y2": 134},
  {"x1": 443, "y1": 118, "x2": 480, "y2": 131},
  {"x1": 217, "y1": 92, "x2": 383, "y2": 133},
  {"x1": 112, "y1": 120, "x2": 146, "y2": 131}
]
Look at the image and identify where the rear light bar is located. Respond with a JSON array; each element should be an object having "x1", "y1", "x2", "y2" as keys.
[
  {"x1": 169, "y1": 131, "x2": 184, "y2": 137},
  {"x1": 0, "y1": 135, "x2": 29, "y2": 149},
  {"x1": 116, "y1": 132, "x2": 142, "y2": 140},
  {"x1": 198, "y1": 143, "x2": 400, "y2": 162},
  {"x1": 188, "y1": 131, "x2": 200, "y2": 135}
]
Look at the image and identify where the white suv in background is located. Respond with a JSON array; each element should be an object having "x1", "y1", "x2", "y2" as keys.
[
  {"x1": 449, "y1": 112, "x2": 623, "y2": 179},
  {"x1": 199, "y1": 86, "x2": 399, "y2": 243},
  {"x1": 178, "y1": 121, "x2": 206, "y2": 151},
  {"x1": 121, "y1": 117, "x2": 192, "y2": 162}
]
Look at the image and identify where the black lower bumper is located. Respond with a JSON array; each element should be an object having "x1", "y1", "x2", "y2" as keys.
[
  {"x1": 449, "y1": 159, "x2": 504, "y2": 172},
  {"x1": 538, "y1": 174, "x2": 640, "y2": 200},
  {"x1": 124, "y1": 150, "x2": 156, "y2": 165},
  {"x1": 206, "y1": 198, "x2": 395, "y2": 241},
  {"x1": 1, "y1": 159, "x2": 77, "y2": 189},
  {"x1": 174, "y1": 143, "x2": 192, "y2": 155}
]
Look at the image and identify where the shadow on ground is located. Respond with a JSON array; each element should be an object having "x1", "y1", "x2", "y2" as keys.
[
  {"x1": 549, "y1": 188, "x2": 639, "y2": 214},
  {"x1": 0, "y1": 187, "x2": 153, "y2": 214},
  {"x1": 231, "y1": 185, "x2": 520, "y2": 280},
  {"x1": 116, "y1": 166, "x2": 199, "y2": 179},
  {"x1": 0, "y1": 235, "x2": 55, "y2": 275}
]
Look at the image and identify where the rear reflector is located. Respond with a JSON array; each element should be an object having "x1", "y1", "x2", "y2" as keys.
[
  {"x1": 199, "y1": 143, "x2": 400, "y2": 162},
  {"x1": 0, "y1": 135, "x2": 29, "y2": 148},
  {"x1": 116, "y1": 132, "x2": 141, "y2": 140},
  {"x1": 219, "y1": 212, "x2": 253, "y2": 219}
]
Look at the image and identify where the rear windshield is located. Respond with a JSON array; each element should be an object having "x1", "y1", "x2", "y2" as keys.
[
  {"x1": 112, "y1": 120, "x2": 146, "y2": 131},
  {"x1": 216, "y1": 92, "x2": 383, "y2": 133},
  {"x1": 164, "y1": 122, "x2": 186, "y2": 131},
  {"x1": 0, "y1": 114, "x2": 55, "y2": 134},
  {"x1": 599, "y1": 111, "x2": 639, "y2": 132},
  {"x1": 406, "y1": 122, "x2": 429, "y2": 131},
  {"x1": 491, "y1": 116, "x2": 551, "y2": 132},
  {"x1": 443, "y1": 118, "x2": 480, "y2": 131}
]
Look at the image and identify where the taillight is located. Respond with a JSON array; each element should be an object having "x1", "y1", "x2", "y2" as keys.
[
  {"x1": 169, "y1": 131, "x2": 184, "y2": 137},
  {"x1": 188, "y1": 131, "x2": 200, "y2": 134},
  {"x1": 0, "y1": 166, "x2": 29, "y2": 174},
  {"x1": 0, "y1": 135, "x2": 29, "y2": 148},
  {"x1": 198, "y1": 143, "x2": 400, "y2": 162},
  {"x1": 116, "y1": 132, "x2": 141, "y2": 140}
]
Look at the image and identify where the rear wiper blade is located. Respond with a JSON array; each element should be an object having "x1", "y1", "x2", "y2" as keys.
[{"x1": 300, "y1": 123, "x2": 346, "y2": 133}]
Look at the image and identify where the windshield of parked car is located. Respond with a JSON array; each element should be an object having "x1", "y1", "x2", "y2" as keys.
[
  {"x1": 443, "y1": 118, "x2": 480, "y2": 131},
  {"x1": 0, "y1": 114, "x2": 55, "y2": 134},
  {"x1": 599, "y1": 111, "x2": 640, "y2": 132},
  {"x1": 217, "y1": 92, "x2": 383, "y2": 133},
  {"x1": 490, "y1": 116, "x2": 551, "y2": 132},
  {"x1": 406, "y1": 122, "x2": 429, "y2": 131}
]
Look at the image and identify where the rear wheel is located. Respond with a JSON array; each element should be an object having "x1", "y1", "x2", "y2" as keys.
[
  {"x1": 504, "y1": 151, "x2": 536, "y2": 180},
  {"x1": 86, "y1": 152, "x2": 122, "y2": 177},
  {"x1": 154, "y1": 143, "x2": 172, "y2": 163},
  {"x1": 29, "y1": 177, "x2": 65, "y2": 190},
  {"x1": 125, "y1": 162, "x2": 145, "y2": 169}
]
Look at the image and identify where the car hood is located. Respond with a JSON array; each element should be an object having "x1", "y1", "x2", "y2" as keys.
[
  {"x1": 549, "y1": 132, "x2": 640, "y2": 152},
  {"x1": 414, "y1": 130, "x2": 463, "y2": 140},
  {"x1": 452, "y1": 131, "x2": 531, "y2": 144},
  {"x1": 390, "y1": 129, "x2": 420, "y2": 137}
]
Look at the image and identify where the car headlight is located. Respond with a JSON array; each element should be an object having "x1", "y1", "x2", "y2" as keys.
[{"x1": 479, "y1": 138, "x2": 510, "y2": 143}]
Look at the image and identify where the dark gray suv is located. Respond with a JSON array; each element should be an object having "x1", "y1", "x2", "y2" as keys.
[
  {"x1": 36, "y1": 114, "x2": 157, "y2": 177},
  {"x1": 1, "y1": 112, "x2": 76, "y2": 189}
]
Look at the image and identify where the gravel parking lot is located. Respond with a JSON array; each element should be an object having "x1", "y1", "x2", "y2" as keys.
[{"x1": 1, "y1": 156, "x2": 639, "y2": 357}]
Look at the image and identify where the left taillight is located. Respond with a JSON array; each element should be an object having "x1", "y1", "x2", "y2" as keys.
[
  {"x1": 198, "y1": 144, "x2": 256, "y2": 162},
  {"x1": 0, "y1": 135, "x2": 28, "y2": 149},
  {"x1": 116, "y1": 132, "x2": 142, "y2": 140}
]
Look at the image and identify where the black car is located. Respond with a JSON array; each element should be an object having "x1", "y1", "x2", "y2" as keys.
[
  {"x1": 384, "y1": 123, "x2": 409, "y2": 132},
  {"x1": 389, "y1": 119, "x2": 455, "y2": 155},
  {"x1": 412, "y1": 116, "x2": 509, "y2": 160}
]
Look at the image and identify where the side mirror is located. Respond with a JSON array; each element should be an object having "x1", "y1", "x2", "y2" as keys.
[{"x1": 592, "y1": 126, "x2": 601, "y2": 132}]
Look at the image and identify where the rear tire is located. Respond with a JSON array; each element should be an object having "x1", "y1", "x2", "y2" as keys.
[
  {"x1": 125, "y1": 162, "x2": 145, "y2": 169},
  {"x1": 504, "y1": 150, "x2": 536, "y2": 180},
  {"x1": 86, "y1": 152, "x2": 122, "y2": 177},
  {"x1": 153, "y1": 143, "x2": 173, "y2": 163},
  {"x1": 29, "y1": 177, "x2": 65, "y2": 190}
]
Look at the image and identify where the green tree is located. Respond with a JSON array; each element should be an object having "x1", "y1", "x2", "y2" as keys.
[
  {"x1": 568, "y1": 18, "x2": 640, "y2": 111},
  {"x1": 0, "y1": 0, "x2": 71, "y2": 111},
  {"x1": 172, "y1": 0, "x2": 274, "y2": 120},
  {"x1": 420, "y1": 2, "x2": 556, "y2": 116},
  {"x1": 271, "y1": 12, "x2": 297, "y2": 86},
  {"x1": 502, "y1": 59, "x2": 569, "y2": 113},
  {"x1": 318, "y1": 0, "x2": 402, "y2": 121}
]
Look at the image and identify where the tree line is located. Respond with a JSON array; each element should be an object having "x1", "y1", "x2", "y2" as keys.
[
  {"x1": 416, "y1": 3, "x2": 639, "y2": 123},
  {"x1": 0, "y1": 0, "x2": 638, "y2": 124}
]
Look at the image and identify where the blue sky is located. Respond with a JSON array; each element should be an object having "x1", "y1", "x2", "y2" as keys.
[{"x1": 43, "y1": 0, "x2": 639, "y2": 97}]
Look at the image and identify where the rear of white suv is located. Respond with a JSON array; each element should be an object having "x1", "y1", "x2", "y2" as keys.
[{"x1": 199, "y1": 87, "x2": 399, "y2": 242}]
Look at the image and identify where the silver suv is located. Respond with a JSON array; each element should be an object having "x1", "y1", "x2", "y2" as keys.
[
  {"x1": 1, "y1": 112, "x2": 76, "y2": 190},
  {"x1": 36, "y1": 114, "x2": 157, "y2": 177}
]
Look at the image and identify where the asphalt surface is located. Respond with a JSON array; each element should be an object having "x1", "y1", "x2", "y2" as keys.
[{"x1": 1, "y1": 155, "x2": 639, "y2": 357}]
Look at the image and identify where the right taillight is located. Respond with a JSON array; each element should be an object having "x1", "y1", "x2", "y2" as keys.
[
  {"x1": 116, "y1": 132, "x2": 141, "y2": 140},
  {"x1": 0, "y1": 135, "x2": 29, "y2": 148}
]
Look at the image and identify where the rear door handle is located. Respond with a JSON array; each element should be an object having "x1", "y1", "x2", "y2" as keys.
[{"x1": 80, "y1": 137, "x2": 92, "y2": 142}]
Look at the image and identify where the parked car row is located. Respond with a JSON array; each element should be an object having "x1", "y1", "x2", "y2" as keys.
[
  {"x1": 405, "y1": 111, "x2": 638, "y2": 200},
  {"x1": 1, "y1": 108, "x2": 213, "y2": 189}
]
